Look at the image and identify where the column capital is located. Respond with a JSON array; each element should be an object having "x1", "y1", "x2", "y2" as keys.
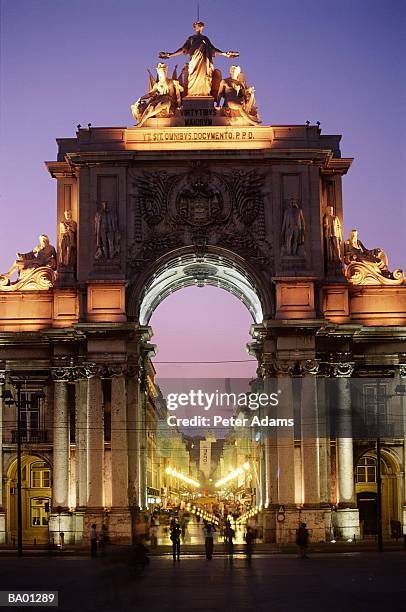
[
  {"x1": 330, "y1": 362, "x2": 355, "y2": 377},
  {"x1": 399, "y1": 364, "x2": 406, "y2": 378},
  {"x1": 51, "y1": 367, "x2": 75, "y2": 382},
  {"x1": 299, "y1": 359, "x2": 320, "y2": 376}
]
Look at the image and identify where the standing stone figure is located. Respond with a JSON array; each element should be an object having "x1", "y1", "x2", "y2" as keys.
[
  {"x1": 159, "y1": 21, "x2": 239, "y2": 97},
  {"x1": 59, "y1": 210, "x2": 77, "y2": 268},
  {"x1": 323, "y1": 205, "x2": 342, "y2": 264},
  {"x1": 94, "y1": 201, "x2": 120, "y2": 260},
  {"x1": 281, "y1": 198, "x2": 305, "y2": 255}
]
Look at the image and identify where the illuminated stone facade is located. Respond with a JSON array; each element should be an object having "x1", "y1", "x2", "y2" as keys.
[{"x1": 0, "y1": 88, "x2": 405, "y2": 545}]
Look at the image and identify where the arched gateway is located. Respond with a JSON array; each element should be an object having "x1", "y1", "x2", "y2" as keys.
[{"x1": 1, "y1": 23, "x2": 406, "y2": 546}]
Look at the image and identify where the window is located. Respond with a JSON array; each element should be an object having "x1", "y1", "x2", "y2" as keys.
[
  {"x1": 20, "y1": 391, "x2": 43, "y2": 441},
  {"x1": 30, "y1": 498, "x2": 50, "y2": 527},
  {"x1": 356, "y1": 456, "x2": 376, "y2": 483},
  {"x1": 30, "y1": 462, "x2": 51, "y2": 488},
  {"x1": 363, "y1": 384, "x2": 388, "y2": 430}
]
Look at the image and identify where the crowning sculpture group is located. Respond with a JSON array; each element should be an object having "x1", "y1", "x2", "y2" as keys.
[
  {"x1": 131, "y1": 21, "x2": 259, "y2": 127},
  {"x1": 0, "y1": 21, "x2": 403, "y2": 290}
]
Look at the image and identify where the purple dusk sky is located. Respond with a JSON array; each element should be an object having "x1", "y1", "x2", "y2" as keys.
[{"x1": 1, "y1": 0, "x2": 405, "y2": 377}]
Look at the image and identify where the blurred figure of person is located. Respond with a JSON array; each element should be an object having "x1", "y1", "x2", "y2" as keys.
[
  {"x1": 99, "y1": 524, "x2": 109, "y2": 556},
  {"x1": 90, "y1": 524, "x2": 98, "y2": 558},
  {"x1": 130, "y1": 538, "x2": 150, "y2": 572},
  {"x1": 180, "y1": 515, "x2": 188, "y2": 542},
  {"x1": 224, "y1": 520, "x2": 235, "y2": 553},
  {"x1": 296, "y1": 522, "x2": 310, "y2": 558},
  {"x1": 150, "y1": 516, "x2": 159, "y2": 548},
  {"x1": 245, "y1": 525, "x2": 255, "y2": 565},
  {"x1": 170, "y1": 517, "x2": 182, "y2": 562},
  {"x1": 203, "y1": 522, "x2": 216, "y2": 560}
]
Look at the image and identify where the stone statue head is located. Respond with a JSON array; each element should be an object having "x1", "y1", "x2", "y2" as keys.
[
  {"x1": 101, "y1": 201, "x2": 108, "y2": 210},
  {"x1": 230, "y1": 65, "x2": 241, "y2": 79},
  {"x1": 290, "y1": 198, "x2": 299, "y2": 208},
  {"x1": 193, "y1": 21, "x2": 205, "y2": 33},
  {"x1": 156, "y1": 63, "x2": 168, "y2": 80},
  {"x1": 327, "y1": 205, "x2": 334, "y2": 215},
  {"x1": 39, "y1": 234, "x2": 50, "y2": 247},
  {"x1": 64, "y1": 210, "x2": 72, "y2": 220},
  {"x1": 349, "y1": 229, "x2": 358, "y2": 242}
]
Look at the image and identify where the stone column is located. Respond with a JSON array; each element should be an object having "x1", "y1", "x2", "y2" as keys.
[
  {"x1": 52, "y1": 372, "x2": 70, "y2": 509},
  {"x1": 399, "y1": 364, "x2": 406, "y2": 534},
  {"x1": 111, "y1": 371, "x2": 128, "y2": 508},
  {"x1": 0, "y1": 372, "x2": 6, "y2": 544},
  {"x1": 300, "y1": 362, "x2": 320, "y2": 505},
  {"x1": 86, "y1": 368, "x2": 104, "y2": 508},
  {"x1": 75, "y1": 375, "x2": 88, "y2": 509},
  {"x1": 276, "y1": 372, "x2": 295, "y2": 505},
  {"x1": 333, "y1": 363, "x2": 359, "y2": 539},
  {"x1": 126, "y1": 370, "x2": 138, "y2": 510},
  {"x1": 137, "y1": 378, "x2": 148, "y2": 510}
]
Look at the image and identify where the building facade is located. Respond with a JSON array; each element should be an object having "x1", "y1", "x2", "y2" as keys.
[{"x1": 1, "y1": 31, "x2": 405, "y2": 544}]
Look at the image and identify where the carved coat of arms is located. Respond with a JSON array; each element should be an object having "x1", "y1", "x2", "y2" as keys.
[{"x1": 171, "y1": 172, "x2": 231, "y2": 227}]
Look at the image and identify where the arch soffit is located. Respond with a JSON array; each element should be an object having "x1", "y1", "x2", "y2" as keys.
[{"x1": 128, "y1": 247, "x2": 272, "y2": 324}]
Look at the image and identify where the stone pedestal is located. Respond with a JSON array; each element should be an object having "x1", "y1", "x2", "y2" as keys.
[
  {"x1": 333, "y1": 508, "x2": 360, "y2": 540},
  {"x1": 48, "y1": 512, "x2": 75, "y2": 545},
  {"x1": 105, "y1": 509, "x2": 132, "y2": 544}
]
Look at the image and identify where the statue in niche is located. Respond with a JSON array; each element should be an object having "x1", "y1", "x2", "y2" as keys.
[
  {"x1": 159, "y1": 21, "x2": 239, "y2": 97},
  {"x1": 344, "y1": 228, "x2": 404, "y2": 285},
  {"x1": 0, "y1": 234, "x2": 57, "y2": 290},
  {"x1": 131, "y1": 63, "x2": 184, "y2": 127},
  {"x1": 94, "y1": 201, "x2": 120, "y2": 260},
  {"x1": 323, "y1": 205, "x2": 343, "y2": 265},
  {"x1": 281, "y1": 198, "x2": 305, "y2": 256},
  {"x1": 59, "y1": 210, "x2": 77, "y2": 268},
  {"x1": 216, "y1": 65, "x2": 259, "y2": 126}
]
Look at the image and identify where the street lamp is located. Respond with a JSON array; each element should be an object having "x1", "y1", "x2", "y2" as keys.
[{"x1": 1, "y1": 380, "x2": 45, "y2": 556}]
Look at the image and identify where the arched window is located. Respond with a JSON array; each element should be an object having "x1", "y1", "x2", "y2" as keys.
[
  {"x1": 30, "y1": 461, "x2": 51, "y2": 488},
  {"x1": 356, "y1": 456, "x2": 376, "y2": 483}
]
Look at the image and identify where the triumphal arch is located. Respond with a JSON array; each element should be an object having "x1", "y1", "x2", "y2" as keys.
[{"x1": 1, "y1": 22, "x2": 405, "y2": 545}]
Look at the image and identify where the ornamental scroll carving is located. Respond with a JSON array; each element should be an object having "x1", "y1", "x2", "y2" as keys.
[
  {"x1": 344, "y1": 229, "x2": 404, "y2": 286},
  {"x1": 0, "y1": 234, "x2": 57, "y2": 291},
  {"x1": 128, "y1": 166, "x2": 270, "y2": 271}
]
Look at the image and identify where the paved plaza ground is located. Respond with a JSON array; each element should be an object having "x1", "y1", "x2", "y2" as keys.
[{"x1": 0, "y1": 551, "x2": 405, "y2": 612}]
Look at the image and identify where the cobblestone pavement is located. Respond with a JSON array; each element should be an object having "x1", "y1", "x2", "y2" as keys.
[{"x1": 0, "y1": 551, "x2": 405, "y2": 611}]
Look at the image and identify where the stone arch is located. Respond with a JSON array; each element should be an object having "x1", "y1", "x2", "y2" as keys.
[
  {"x1": 7, "y1": 454, "x2": 52, "y2": 544},
  {"x1": 127, "y1": 245, "x2": 272, "y2": 324},
  {"x1": 355, "y1": 447, "x2": 401, "y2": 537}
]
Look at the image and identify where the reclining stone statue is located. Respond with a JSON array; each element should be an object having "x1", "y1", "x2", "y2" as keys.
[
  {"x1": 344, "y1": 229, "x2": 404, "y2": 285},
  {"x1": 0, "y1": 234, "x2": 57, "y2": 291}
]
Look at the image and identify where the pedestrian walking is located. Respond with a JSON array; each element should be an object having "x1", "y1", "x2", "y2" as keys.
[
  {"x1": 224, "y1": 520, "x2": 235, "y2": 554},
  {"x1": 90, "y1": 523, "x2": 98, "y2": 558},
  {"x1": 203, "y1": 522, "x2": 215, "y2": 560},
  {"x1": 296, "y1": 522, "x2": 310, "y2": 558},
  {"x1": 245, "y1": 525, "x2": 255, "y2": 565},
  {"x1": 170, "y1": 518, "x2": 181, "y2": 562}
]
